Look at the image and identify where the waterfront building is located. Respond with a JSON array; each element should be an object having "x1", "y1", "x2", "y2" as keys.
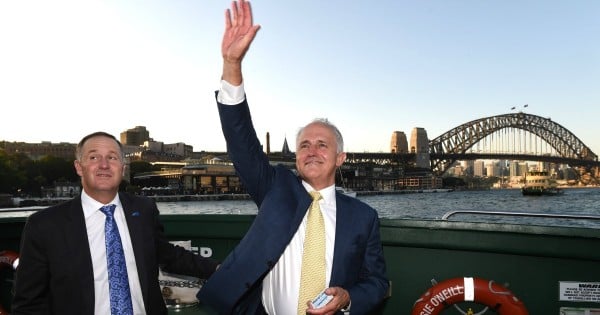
[
  {"x1": 0, "y1": 141, "x2": 75, "y2": 160},
  {"x1": 164, "y1": 142, "x2": 193, "y2": 158},
  {"x1": 41, "y1": 181, "x2": 81, "y2": 198}
]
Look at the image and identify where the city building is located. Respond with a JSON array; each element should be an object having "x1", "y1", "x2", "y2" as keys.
[
  {"x1": 120, "y1": 126, "x2": 151, "y2": 146},
  {"x1": 0, "y1": 141, "x2": 75, "y2": 160},
  {"x1": 473, "y1": 160, "x2": 485, "y2": 177}
]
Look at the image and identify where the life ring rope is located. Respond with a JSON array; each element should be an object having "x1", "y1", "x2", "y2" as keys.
[
  {"x1": 411, "y1": 277, "x2": 529, "y2": 315},
  {"x1": 0, "y1": 250, "x2": 19, "y2": 315},
  {"x1": 488, "y1": 280, "x2": 512, "y2": 296}
]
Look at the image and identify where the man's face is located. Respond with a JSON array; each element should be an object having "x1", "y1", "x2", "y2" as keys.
[
  {"x1": 295, "y1": 122, "x2": 346, "y2": 189},
  {"x1": 74, "y1": 136, "x2": 124, "y2": 199}
]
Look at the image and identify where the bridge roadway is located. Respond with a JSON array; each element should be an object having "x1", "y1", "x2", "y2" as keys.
[{"x1": 343, "y1": 152, "x2": 600, "y2": 168}]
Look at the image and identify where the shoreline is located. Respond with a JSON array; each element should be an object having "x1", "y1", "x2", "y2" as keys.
[
  {"x1": 3, "y1": 189, "x2": 457, "y2": 208},
  {"x1": 6, "y1": 186, "x2": 598, "y2": 208}
]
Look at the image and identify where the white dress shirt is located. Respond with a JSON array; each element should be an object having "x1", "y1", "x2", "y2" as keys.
[
  {"x1": 81, "y1": 191, "x2": 146, "y2": 315},
  {"x1": 261, "y1": 183, "x2": 337, "y2": 315}
]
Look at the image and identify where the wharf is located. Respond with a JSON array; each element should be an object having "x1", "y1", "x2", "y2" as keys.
[
  {"x1": 357, "y1": 188, "x2": 454, "y2": 196},
  {"x1": 150, "y1": 189, "x2": 454, "y2": 202},
  {"x1": 148, "y1": 194, "x2": 251, "y2": 202}
]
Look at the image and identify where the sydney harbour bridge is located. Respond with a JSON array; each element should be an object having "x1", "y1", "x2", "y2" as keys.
[
  {"x1": 343, "y1": 111, "x2": 600, "y2": 181},
  {"x1": 136, "y1": 111, "x2": 600, "y2": 193}
]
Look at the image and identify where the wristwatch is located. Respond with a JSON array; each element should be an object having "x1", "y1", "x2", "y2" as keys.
[{"x1": 340, "y1": 300, "x2": 351, "y2": 314}]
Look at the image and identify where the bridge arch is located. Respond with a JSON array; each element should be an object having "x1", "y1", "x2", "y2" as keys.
[{"x1": 429, "y1": 112, "x2": 598, "y2": 175}]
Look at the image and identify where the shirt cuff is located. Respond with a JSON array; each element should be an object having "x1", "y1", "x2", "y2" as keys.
[
  {"x1": 340, "y1": 299, "x2": 351, "y2": 313},
  {"x1": 217, "y1": 80, "x2": 245, "y2": 105}
]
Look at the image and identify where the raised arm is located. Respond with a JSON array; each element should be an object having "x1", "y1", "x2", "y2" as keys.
[{"x1": 221, "y1": 0, "x2": 260, "y2": 86}]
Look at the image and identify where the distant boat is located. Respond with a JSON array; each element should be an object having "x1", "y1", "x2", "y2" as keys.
[
  {"x1": 521, "y1": 171, "x2": 563, "y2": 196},
  {"x1": 336, "y1": 186, "x2": 357, "y2": 198}
]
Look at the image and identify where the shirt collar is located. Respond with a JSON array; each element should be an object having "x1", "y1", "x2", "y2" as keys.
[
  {"x1": 80, "y1": 190, "x2": 121, "y2": 219},
  {"x1": 301, "y1": 181, "x2": 336, "y2": 205}
]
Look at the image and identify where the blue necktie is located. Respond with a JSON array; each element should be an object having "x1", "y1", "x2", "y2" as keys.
[{"x1": 100, "y1": 204, "x2": 133, "y2": 315}]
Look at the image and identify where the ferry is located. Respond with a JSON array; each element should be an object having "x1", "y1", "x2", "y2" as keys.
[
  {"x1": 522, "y1": 171, "x2": 564, "y2": 196},
  {"x1": 2, "y1": 208, "x2": 600, "y2": 314}
]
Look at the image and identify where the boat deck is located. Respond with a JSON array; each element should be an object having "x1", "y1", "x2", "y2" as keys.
[{"x1": 2, "y1": 213, "x2": 600, "y2": 314}]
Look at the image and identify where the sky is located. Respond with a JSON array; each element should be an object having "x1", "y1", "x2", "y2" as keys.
[{"x1": 1, "y1": 1, "x2": 599, "y2": 156}]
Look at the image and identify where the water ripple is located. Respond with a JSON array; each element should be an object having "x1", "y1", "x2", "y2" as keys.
[{"x1": 156, "y1": 188, "x2": 600, "y2": 229}]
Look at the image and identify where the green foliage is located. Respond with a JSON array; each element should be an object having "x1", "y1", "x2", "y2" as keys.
[
  {"x1": 0, "y1": 151, "x2": 79, "y2": 196},
  {"x1": 0, "y1": 150, "x2": 27, "y2": 193}
]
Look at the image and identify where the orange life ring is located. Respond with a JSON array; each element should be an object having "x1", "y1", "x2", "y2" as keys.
[
  {"x1": 411, "y1": 277, "x2": 528, "y2": 315},
  {"x1": 0, "y1": 250, "x2": 19, "y2": 315}
]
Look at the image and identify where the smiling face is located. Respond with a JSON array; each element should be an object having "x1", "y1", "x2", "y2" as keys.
[
  {"x1": 74, "y1": 134, "x2": 125, "y2": 204},
  {"x1": 295, "y1": 121, "x2": 346, "y2": 190}
]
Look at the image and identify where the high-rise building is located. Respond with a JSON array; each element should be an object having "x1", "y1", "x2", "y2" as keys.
[
  {"x1": 461, "y1": 160, "x2": 474, "y2": 176},
  {"x1": 390, "y1": 131, "x2": 408, "y2": 153},
  {"x1": 473, "y1": 160, "x2": 485, "y2": 177},
  {"x1": 509, "y1": 160, "x2": 520, "y2": 178},
  {"x1": 485, "y1": 161, "x2": 501, "y2": 177},
  {"x1": 120, "y1": 126, "x2": 150, "y2": 146}
]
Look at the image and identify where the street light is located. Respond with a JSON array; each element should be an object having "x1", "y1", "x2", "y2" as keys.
[{"x1": 510, "y1": 104, "x2": 529, "y2": 113}]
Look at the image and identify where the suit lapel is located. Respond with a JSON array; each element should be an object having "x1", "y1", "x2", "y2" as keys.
[
  {"x1": 120, "y1": 193, "x2": 149, "y2": 300},
  {"x1": 330, "y1": 195, "x2": 352, "y2": 284},
  {"x1": 63, "y1": 197, "x2": 96, "y2": 313}
]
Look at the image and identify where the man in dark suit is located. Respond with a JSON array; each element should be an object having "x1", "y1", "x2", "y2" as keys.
[
  {"x1": 197, "y1": 1, "x2": 389, "y2": 314},
  {"x1": 11, "y1": 131, "x2": 220, "y2": 315}
]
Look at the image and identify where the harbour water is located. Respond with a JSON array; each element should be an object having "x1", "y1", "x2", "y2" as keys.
[
  {"x1": 3, "y1": 188, "x2": 600, "y2": 228},
  {"x1": 155, "y1": 187, "x2": 600, "y2": 228}
]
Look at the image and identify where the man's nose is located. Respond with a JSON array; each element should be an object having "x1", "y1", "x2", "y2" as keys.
[{"x1": 98, "y1": 157, "x2": 111, "y2": 167}]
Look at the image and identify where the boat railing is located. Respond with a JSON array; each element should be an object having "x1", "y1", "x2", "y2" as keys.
[
  {"x1": 441, "y1": 210, "x2": 600, "y2": 221},
  {"x1": 0, "y1": 206, "x2": 46, "y2": 213}
]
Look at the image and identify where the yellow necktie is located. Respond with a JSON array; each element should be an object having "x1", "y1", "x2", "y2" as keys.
[{"x1": 297, "y1": 191, "x2": 326, "y2": 314}]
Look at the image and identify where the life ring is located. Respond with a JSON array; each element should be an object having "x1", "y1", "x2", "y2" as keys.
[
  {"x1": 411, "y1": 277, "x2": 528, "y2": 315},
  {"x1": 0, "y1": 250, "x2": 19, "y2": 315}
]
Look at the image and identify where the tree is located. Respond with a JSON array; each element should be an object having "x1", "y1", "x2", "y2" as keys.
[{"x1": 0, "y1": 151, "x2": 27, "y2": 194}]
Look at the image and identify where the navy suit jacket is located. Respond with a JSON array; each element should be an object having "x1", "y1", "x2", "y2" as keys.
[
  {"x1": 197, "y1": 96, "x2": 389, "y2": 314},
  {"x1": 12, "y1": 192, "x2": 219, "y2": 315}
]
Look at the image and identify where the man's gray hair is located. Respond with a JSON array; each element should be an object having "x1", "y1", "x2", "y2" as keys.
[
  {"x1": 296, "y1": 118, "x2": 344, "y2": 153},
  {"x1": 75, "y1": 131, "x2": 125, "y2": 161}
]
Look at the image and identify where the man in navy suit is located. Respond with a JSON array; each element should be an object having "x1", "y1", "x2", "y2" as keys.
[
  {"x1": 197, "y1": 1, "x2": 389, "y2": 314},
  {"x1": 12, "y1": 131, "x2": 220, "y2": 315}
]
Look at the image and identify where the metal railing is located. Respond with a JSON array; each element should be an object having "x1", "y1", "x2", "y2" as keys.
[{"x1": 441, "y1": 210, "x2": 600, "y2": 221}]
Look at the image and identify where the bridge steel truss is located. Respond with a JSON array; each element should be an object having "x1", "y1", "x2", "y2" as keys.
[{"x1": 429, "y1": 112, "x2": 599, "y2": 176}]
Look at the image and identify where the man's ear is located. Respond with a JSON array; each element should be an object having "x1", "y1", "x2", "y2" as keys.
[
  {"x1": 74, "y1": 160, "x2": 83, "y2": 177},
  {"x1": 336, "y1": 152, "x2": 347, "y2": 167}
]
